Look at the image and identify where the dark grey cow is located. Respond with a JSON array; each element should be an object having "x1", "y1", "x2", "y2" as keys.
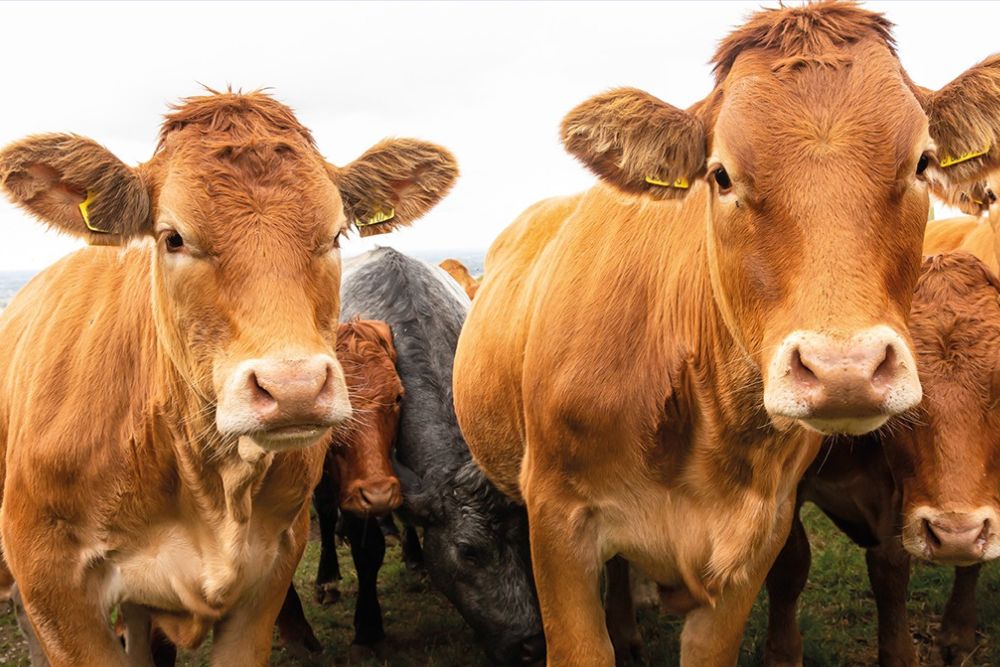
[{"x1": 340, "y1": 247, "x2": 544, "y2": 665}]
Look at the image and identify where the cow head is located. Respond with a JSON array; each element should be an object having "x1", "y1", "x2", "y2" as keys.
[
  {"x1": 560, "y1": 4, "x2": 1000, "y2": 436},
  {"x1": 330, "y1": 318, "x2": 403, "y2": 516},
  {"x1": 0, "y1": 91, "x2": 457, "y2": 452},
  {"x1": 890, "y1": 253, "x2": 1000, "y2": 565}
]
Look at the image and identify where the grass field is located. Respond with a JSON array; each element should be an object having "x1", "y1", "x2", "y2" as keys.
[{"x1": 0, "y1": 504, "x2": 996, "y2": 666}]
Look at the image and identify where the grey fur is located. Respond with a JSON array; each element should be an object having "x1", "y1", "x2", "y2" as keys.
[{"x1": 341, "y1": 248, "x2": 543, "y2": 665}]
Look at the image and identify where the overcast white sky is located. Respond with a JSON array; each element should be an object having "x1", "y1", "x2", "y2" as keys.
[{"x1": 0, "y1": 1, "x2": 996, "y2": 271}]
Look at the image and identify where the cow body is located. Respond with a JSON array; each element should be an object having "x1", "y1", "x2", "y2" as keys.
[
  {"x1": 766, "y1": 252, "x2": 1000, "y2": 666},
  {"x1": 0, "y1": 92, "x2": 457, "y2": 666},
  {"x1": 340, "y1": 247, "x2": 544, "y2": 666},
  {"x1": 453, "y1": 4, "x2": 1000, "y2": 664}
]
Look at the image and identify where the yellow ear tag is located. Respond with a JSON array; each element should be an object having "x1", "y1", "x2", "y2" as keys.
[
  {"x1": 645, "y1": 176, "x2": 689, "y2": 189},
  {"x1": 940, "y1": 145, "x2": 991, "y2": 169},
  {"x1": 79, "y1": 191, "x2": 110, "y2": 234},
  {"x1": 356, "y1": 207, "x2": 396, "y2": 228}
]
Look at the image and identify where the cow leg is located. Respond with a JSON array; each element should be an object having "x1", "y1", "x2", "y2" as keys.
[
  {"x1": 210, "y1": 504, "x2": 311, "y2": 667},
  {"x1": 523, "y1": 477, "x2": 612, "y2": 667},
  {"x1": 378, "y1": 513, "x2": 401, "y2": 546},
  {"x1": 342, "y1": 512, "x2": 387, "y2": 648},
  {"x1": 604, "y1": 555, "x2": 641, "y2": 666},
  {"x1": 11, "y1": 582, "x2": 50, "y2": 667},
  {"x1": 938, "y1": 564, "x2": 981, "y2": 665},
  {"x1": 679, "y1": 571, "x2": 761, "y2": 666},
  {"x1": 764, "y1": 509, "x2": 810, "y2": 667},
  {"x1": 313, "y1": 471, "x2": 342, "y2": 605},
  {"x1": 401, "y1": 522, "x2": 424, "y2": 570},
  {"x1": 119, "y1": 603, "x2": 157, "y2": 667},
  {"x1": 865, "y1": 544, "x2": 917, "y2": 667},
  {"x1": 275, "y1": 583, "x2": 323, "y2": 654},
  {"x1": 150, "y1": 630, "x2": 177, "y2": 667}
]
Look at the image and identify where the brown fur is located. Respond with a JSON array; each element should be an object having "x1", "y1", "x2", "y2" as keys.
[
  {"x1": 438, "y1": 258, "x2": 479, "y2": 299},
  {"x1": 0, "y1": 91, "x2": 454, "y2": 667},
  {"x1": 454, "y1": 3, "x2": 1000, "y2": 665},
  {"x1": 766, "y1": 253, "x2": 1000, "y2": 666}
]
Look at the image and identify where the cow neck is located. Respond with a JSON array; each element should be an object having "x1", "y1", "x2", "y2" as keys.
[{"x1": 153, "y1": 347, "x2": 275, "y2": 532}]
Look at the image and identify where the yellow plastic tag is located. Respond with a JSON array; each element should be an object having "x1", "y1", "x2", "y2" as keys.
[
  {"x1": 79, "y1": 191, "x2": 110, "y2": 234},
  {"x1": 940, "y1": 145, "x2": 990, "y2": 169},
  {"x1": 356, "y1": 207, "x2": 396, "y2": 228},
  {"x1": 645, "y1": 175, "x2": 689, "y2": 189}
]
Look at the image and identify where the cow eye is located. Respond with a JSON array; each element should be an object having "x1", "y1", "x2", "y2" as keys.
[
  {"x1": 163, "y1": 231, "x2": 185, "y2": 253},
  {"x1": 456, "y1": 542, "x2": 482, "y2": 564},
  {"x1": 916, "y1": 153, "x2": 929, "y2": 177},
  {"x1": 713, "y1": 167, "x2": 732, "y2": 192}
]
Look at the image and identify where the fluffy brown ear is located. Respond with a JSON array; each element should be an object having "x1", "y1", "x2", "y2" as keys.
[
  {"x1": 0, "y1": 133, "x2": 150, "y2": 245},
  {"x1": 925, "y1": 54, "x2": 1000, "y2": 186},
  {"x1": 929, "y1": 178, "x2": 996, "y2": 217},
  {"x1": 333, "y1": 139, "x2": 458, "y2": 237},
  {"x1": 561, "y1": 88, "x2": 706, "y2": 200}
]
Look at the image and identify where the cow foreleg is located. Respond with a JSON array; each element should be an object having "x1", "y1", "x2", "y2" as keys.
[
  {"x1": 938, "y1": 564, "x2": 981, "y2": 665},
  {"x1": 764, "y1": 509, "x2": 809, "y2": 667},
  {"x1": 210, "y1": 504, "x2": 311, "y2": 667},
  {"x1": 275, "y1": 583, "x2": 323, "y2": 655},
  {"x1": 11, "y1": 582, "x2": 50, "y2": 667},
  {"x1": 523, "y1": 475, "x2": 611, "y2": 667},
  {"x1": 865, "y1": 544, "x2": 917, "y2": 667},
  {"x1": 313, "y1": 470, "x2": 342, "y2": 605},
  {"x1": 604, "y1": 555, "x2": 641, "y2": 666},
  {"x1": 342, "y1": 513, "x2": 386, "y2": 649}
]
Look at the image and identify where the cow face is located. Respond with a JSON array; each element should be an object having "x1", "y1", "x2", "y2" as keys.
[
  {"x1": 330, "y1": 319, "x2": 404, "y2": 517},
  {"x1": 399, "y1": 460, "x2": 545, "y2": 665},
  {"x1": 888, "y1": 254, "x2": 1000, "y2": 566},
  {"x1": 0, "y1": 92, "x2": 457, "y2": 452},
  {"x1": 560, "y1": 6, "x2": 1000, "y2": 436}
]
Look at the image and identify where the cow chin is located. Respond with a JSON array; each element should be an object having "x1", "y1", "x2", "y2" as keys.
[{"x1": 797, "y1": 414, "x2": 890, "y2": 436}]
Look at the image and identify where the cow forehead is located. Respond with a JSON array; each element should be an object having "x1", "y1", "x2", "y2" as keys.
[
  {"x1": 713, "y1": 44, "x2": 926, "y2": 180},
  {"x1": 156, "y1": 151, "x2": 343, "y2": 247}
]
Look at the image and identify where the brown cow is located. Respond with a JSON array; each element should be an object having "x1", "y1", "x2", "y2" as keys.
[
  {"x1": 277, "y1": 318, "x2": 404, "y2": 657},
  {"x1": 765, "y1": 252, "x2": 1000, "y2": 667},
  {"x1": 0, "y1": 91, "x2": 456, "y2": 666},
  {"x1": 452, "y1": 3, "x2": 1000, "y2": 665},
  {"x1": 439, "y1": 258, "x2": 479, "y2": 299}
]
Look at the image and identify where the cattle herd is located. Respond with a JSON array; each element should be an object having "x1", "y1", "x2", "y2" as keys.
[{"x1": 0, "y1": 2, "x2": 999, "y2": 666}]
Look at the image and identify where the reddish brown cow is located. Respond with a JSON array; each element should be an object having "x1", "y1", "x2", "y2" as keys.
[
  {"x1": 0, "y1": 91, "x2": 456, "y2": 666},
  {"x1": 766, "y1": 252, "x2": 1000, "y2": 667},
  {"x1": 453, "y1": 3, "x2": 1000, "y2": 664},
  {"x1": 277, "y1": 318, "x2": 404, "y2": 656}
]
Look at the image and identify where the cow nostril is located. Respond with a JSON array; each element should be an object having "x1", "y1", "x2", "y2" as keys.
[
  {"x1": 248, "y1": 371, "x2": 274, "y2": 403},
  {"x1": 923, "y1": 519, "x2": 941, "y2": 548},
  {"x1": 789, "y1": 348, "x2": 818, "y2": 385},
  {"x1": 871, "y1": 344, "x2": 896, "y2": 387},
  {"x1": 519, "y1": 633, "x2": 546, "y2": 663},
  {"x1": 979, "y1": 519, "x2": 991, "y2": 543}
]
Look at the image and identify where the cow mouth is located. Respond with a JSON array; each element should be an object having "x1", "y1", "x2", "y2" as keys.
[{"x1": 251, "y1": 424, "x2": 330, "y2": 449}]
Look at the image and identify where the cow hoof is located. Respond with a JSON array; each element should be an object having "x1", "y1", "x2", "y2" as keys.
[
  {"x1": 349, "y1": 640, "x2": 386, "y2": 662},
  {"x1": 763, "y1": 648, "x2": 803, "y2": 667},
  {"x1": 314, "y1": 582, "x2": 341, "y2": 606},
  {"x1": 612, "y1": 637, "x2": 642, "y2": 666}
]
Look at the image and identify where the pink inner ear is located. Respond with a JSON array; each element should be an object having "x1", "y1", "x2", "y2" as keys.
[{"x1": 25, "y1": 163, "x2": 85, "y2": 204}]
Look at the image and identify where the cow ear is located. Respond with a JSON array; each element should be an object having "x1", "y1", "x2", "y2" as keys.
[
  {"x1": 929, "y1": 179, "x2": 995, "y2": 217},
  {"x1": 561, "y1": 88, "x2": 707, "y2": 200},
  {"x1": 0, "y1": 133, "x2": 150, "y2": 245},
  {"x1": 924, "y1": 54, "x2": 1000, "y2": 187},
  {"x1": 332, "y1": 139, "x2": 458, "y2": 238},
  {"x1": 393, "y1": 456, "x2": 441, "y2": 523}
]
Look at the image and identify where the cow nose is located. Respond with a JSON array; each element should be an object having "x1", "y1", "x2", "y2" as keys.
[
  {"x1": 343, "y1": 477, "x2": 402, "y2": 517},
  {"x1": 519, "y1": 633, "x2": 546, "y2": 664},
  {"x1": 764, "y1": 325, "x2": 921, "y2": 435},
  {"x1": 243, "y1": 355, "x2": 339, "y2": 428},
  {"x1": 923, "y1": 514, "x2": 990, "y2": 563}
]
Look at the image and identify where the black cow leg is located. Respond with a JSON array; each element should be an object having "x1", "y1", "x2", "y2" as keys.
[
  {"x1": 401, "y1": 522, "x2": 424, "y2": 571},
  {"x1": 343, "y1": 513, "x2": 386, "y2": 647},
  {"x1": 276, "y1": 583, "x2": 323, "y2": 655},
  {"x1": 313, "y1": 472, "x2": 342, "y2": 605},
  {"x1": 378, "y1": 513, "x2": 401, "y2": 546},
  {"x1": 939, "y1": 564, "x2": 981, "y2": 665}
]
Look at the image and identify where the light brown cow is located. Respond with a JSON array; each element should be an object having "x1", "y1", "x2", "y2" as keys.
[
  {"x1": 0, "y1": 91, "x2": 456, "y2": 666},
  {"x1": 439, "y1": 258, "x2": 479, "y2": 299},
  {"x1": 452, "y1": 3, "x2": 1000, "y2": 665},
  {"x1": 766, "y1": 252, "x2": 1000, "y2": 667}
]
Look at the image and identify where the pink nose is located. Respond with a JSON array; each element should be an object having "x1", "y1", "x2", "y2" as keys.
[
  {"x1": 341, "y1": 477, "x2": 402, "y2": 517},
  {"x1": 923, "y1": 513, "x2": 990, "y2": 563},
  {"x1": 243, "y1": 356, "x2": 338, "y2": 429}
]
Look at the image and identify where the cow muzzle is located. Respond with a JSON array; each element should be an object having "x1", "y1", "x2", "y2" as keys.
[
  {"x1": 904, "y1": 507, "x2": 1000, "y2": 565},
  {"x1": 216, "y1": 354, "x2": 352, "y2": 449},
  {"x1": 341, "y1": 476, "x2": 403, "y2": 517},
  {"x1": 763, "y1": 325, "x2": 921, "y2": 435}
]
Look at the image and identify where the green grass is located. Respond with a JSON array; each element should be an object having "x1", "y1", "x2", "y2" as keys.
[{"x1": 0, "y1": 505, "x2": 996, "y2": 665}]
